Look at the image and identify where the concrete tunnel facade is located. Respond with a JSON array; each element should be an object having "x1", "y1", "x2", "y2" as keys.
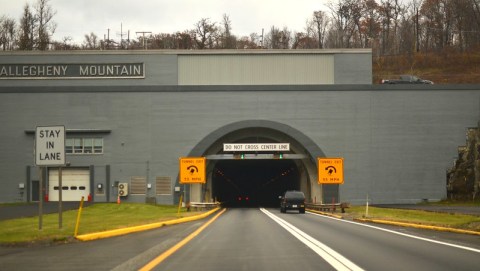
[
  {"x1": 1, "y1": 50, "x2": 479, "y2": 205},
  {"x1": 185, "y1": 120, "x2": 331, "y2": 206}
]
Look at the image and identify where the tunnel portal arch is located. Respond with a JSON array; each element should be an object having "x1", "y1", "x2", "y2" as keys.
[{"x1": 179, "y1": 120, "x2": 338, "y2": 206}]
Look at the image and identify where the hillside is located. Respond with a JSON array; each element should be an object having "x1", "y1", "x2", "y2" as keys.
[{"x1": 373, "y1": 49, "x2": 480, "y2": 84}]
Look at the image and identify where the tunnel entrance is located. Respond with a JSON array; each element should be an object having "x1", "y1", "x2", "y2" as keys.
[
  {"x1": 212, "y1": 159, "x2": 300, "y2": 208},
  {"x1": 182, "y1": 120, "x2": 334, "y2": 206}
]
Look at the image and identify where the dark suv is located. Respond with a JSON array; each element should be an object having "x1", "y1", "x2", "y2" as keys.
[{"x1": 280, "y1": 190, "x2": 305, "y2": 213}]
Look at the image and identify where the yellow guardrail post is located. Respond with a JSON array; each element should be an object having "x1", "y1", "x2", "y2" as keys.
[{"x1": 74, "y1": 196, "x2": 85, "y2": 237}]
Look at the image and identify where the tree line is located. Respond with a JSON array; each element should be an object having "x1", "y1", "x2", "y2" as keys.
[{"x1": 1, "y1": 0, "x2": 480, "y2": 56}]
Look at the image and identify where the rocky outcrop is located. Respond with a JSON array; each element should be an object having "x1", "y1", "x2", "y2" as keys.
[{"x1": 447, "y1": 124, "x2": 480, "y2": 200}]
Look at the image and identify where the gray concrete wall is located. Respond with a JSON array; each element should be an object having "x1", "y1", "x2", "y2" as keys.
[
  {"x1": 0, "y1": 52, "x2": 178, "y2": 86},
  {"x1": 1, "y1": 85, "x2": 479, "y2": 204},
  {"x1": 334, "y1": 53, "x2": 372, "y2": 84},
  {"x1": 0, "y1": 49, "x2": 371, "y2": 87}
]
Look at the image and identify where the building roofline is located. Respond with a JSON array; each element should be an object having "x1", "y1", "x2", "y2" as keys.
[
  {"x1": 2, "y1": 84, "x2": 480, "y2": 93},
  {"x1": 0, "y1": 48, "x2": 372, "y2": 56}
]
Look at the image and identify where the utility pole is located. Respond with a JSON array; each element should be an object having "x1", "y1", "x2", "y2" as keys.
[
  {"x1": 117, "y1": 23, "x2": 128, "y2": 49},
  {"x1": 105, "y1": 28, "x2": 115, "y2": 50},
  {"x1": 136, "y1": 31, "x2": 152, "y2": 49},
  {"x1": 106, "y1": 28, "x2": 110, "y2": 49},
  {"x1": 260, "y1": 28, "x2": 264, "y2": 49}
]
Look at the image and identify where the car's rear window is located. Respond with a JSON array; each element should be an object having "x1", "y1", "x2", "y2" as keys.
[{"x1": 285, "y1": 192, "x2": 305, "y2": 199}]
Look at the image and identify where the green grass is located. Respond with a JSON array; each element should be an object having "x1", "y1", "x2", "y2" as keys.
[
  {"x1": 0, "y1": 203, "x2": 202, "y2": 245},
  {"x1": 348, "y1": 206, "x2": 480, "y2": 231},
  {"x1": 421, "y1": 199, "x2": 480, "y2": 206}
]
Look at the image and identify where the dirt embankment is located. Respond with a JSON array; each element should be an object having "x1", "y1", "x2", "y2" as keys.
[{"x1": 373, "y1": 49, "x2": 480, "y2": 84}]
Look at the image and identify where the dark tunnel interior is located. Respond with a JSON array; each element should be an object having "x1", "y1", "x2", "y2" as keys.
[{"x1": 212, "y1": 159, "x2": 300, "y2": 208}]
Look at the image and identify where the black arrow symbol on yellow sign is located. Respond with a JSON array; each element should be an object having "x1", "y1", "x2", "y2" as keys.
[
  {"x1": 325, "y1": 166, "x2": 336, "y2": 175},
  {"x1": 187, "y1": 165, "x2": 198, "y2": 174}
]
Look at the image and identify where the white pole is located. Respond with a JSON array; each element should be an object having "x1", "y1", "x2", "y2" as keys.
[{"x1": 365, "y1": 194, "x2": 369, "y2": 218}]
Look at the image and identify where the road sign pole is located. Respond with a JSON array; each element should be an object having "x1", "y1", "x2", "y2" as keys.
[
  {"x1": 38, "y1": 166, "x2": 43, "y2": 230},
  {"x1": 59, "y1": 166, "x2": 63, "y2": 229},
  {"x1": 177, "y1": 194, "x2": 183, "y2": 215},
  {"x1": 35, "y1": 125, "x2": 66, "y2": 230}
]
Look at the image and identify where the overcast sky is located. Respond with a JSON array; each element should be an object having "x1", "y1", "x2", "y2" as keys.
[{"x1": 1, "y1": 0, "x2": 331, "y2": 45}]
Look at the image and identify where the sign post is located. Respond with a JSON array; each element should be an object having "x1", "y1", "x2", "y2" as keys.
[
  {"x1": 35, "y1": 125, "x2": 66, "y2": 230},
  {"x1": 318, "y1": 157, "x2": 344, "y2": 184}
]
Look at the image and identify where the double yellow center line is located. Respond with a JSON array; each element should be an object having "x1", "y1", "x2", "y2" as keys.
[{"x1": 139, "y1": 208, "x2": 226, "y2": 271}]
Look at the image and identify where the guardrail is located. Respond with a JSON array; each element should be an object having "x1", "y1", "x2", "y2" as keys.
[
  {"x1": 186, "y1": 201, "x2": 350, "y2": 213},
  {"x1": 187, "y1": 202, "x2": 221, "y2": 211},
  {"x1": 306, "y1": 202, "x2": 350, "y2": 213}
]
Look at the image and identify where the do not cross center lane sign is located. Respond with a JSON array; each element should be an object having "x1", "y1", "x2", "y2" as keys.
[{"x1": 35, "y1": 125, "x2": 65, "y2": 166}]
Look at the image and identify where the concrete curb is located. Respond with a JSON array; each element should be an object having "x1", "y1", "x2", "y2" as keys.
[
  {"x1": 354, "y1": 218, "x2": 480, "y2": 236},
  {"x1": 75, "y1": 208, "x2": 221, "y2": 241}
]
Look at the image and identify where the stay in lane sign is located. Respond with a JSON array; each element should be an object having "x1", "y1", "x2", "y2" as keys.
[
  {"x1": 318, "y1": 157, "x2": 344, "y2": 184},
  {"x1": 35, "y1": 126, "x2": 65, "y2": 166},
  {"x1": 179, "y1": 157, "x2": 206, "y2": 184}
]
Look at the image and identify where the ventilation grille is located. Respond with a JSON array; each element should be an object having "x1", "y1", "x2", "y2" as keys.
[{"x1": 156, "y1": 176, "x2": 172, "y2": 195}]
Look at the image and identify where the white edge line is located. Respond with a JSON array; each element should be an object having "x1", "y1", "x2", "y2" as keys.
[
  {"x1": 261, "y1": 208, "x2": 364, "y2": 271},
  {"x1": 306, "y1": 211, "x2": 480, "y2": 254}
]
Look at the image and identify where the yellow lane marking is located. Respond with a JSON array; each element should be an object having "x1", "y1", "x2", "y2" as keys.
[{"x1": 139, "y1": 208, "x2": 227, "y2": 271}]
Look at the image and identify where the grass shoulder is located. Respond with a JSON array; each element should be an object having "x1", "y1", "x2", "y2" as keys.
[
  {"x1": 0, "y1": 203, "x2": 204, "y2": 246},
  {"x1": 346, "y1": 205, "x2": 480, "y2": 232}
]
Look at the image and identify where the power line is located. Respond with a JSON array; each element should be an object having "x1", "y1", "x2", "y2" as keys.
[
  {"x1": 117, "y1": 23, "x2": 128, "y2": 48},
  {"x1": 136, "y1": 31, "x2": 152, "y2": 49}
]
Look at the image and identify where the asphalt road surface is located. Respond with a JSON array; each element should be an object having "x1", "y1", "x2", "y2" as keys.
[{"x1": 1, "y1": 208, "x2": 480, "y2": 271}]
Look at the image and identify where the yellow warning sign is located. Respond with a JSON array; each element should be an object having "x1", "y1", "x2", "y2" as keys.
[
  {"x1": 318, "y1": 158, "x2": 344, "y2": 184},
  {"x1": 179, "y1": 157, "x2": 206, "y2": 184}
]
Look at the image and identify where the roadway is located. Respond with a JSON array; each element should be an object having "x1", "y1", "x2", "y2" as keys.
[{"x1": 1, "y1": 208, "x2": 479, "y2": 270}]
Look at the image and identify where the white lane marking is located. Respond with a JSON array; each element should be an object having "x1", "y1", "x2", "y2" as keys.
[
  {"x1": 261, "y1": 208, "x2": 364, "y2": 271},
  {"x1": 307, "y1": 211, "x2": 480, "y2": 254}
]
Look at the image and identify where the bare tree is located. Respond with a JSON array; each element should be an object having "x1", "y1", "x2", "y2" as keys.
[
  {"x1": 18, "y1": 3, "x2": 35, "y2": 50},
  {"x1": 83, "y1": 32, "x2": 100, "y2": 49},
  {"x1": 292, "y1": 31, "x2": 317, "y2": 49},
  {"x1": 312, "y1": 11, "x2": 330, "y2": 48},
  {"x1": 361, "y1": 0, "x2": 381, "y2": 49},
  {"x1": 327, "y1": 0, "x2": 357, "y2": 48},
  {"x1": 0, "y1": 16, "x2": 16, "y2": 50},
  {"x1": 234, "y1": 33, "x2": 260, "y2": 49},
  {"x1": 377, "y1": 0, "x2": 404, "y2": 54},
  {"x1": 34, "y1": 0, "x2": 57, "y2": 50},
  {"x1": 50, "y1": 36, "x2": 79, "y2": 50},
  {"x1": 194, "y1": 18, "x2": 217, "y2": 49},
  {"x1": 3, "y1": 0, "x2": 480, "y2": 55},
  {"x1": 265, "y1": 26, "x2": 291, "y2": 49},
  {"x1": 220, "y1": 14, "x2": 237, "y2": 48},
  {"x1": 175, "y1": 31, "x2": 194, "y2": 49}
]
